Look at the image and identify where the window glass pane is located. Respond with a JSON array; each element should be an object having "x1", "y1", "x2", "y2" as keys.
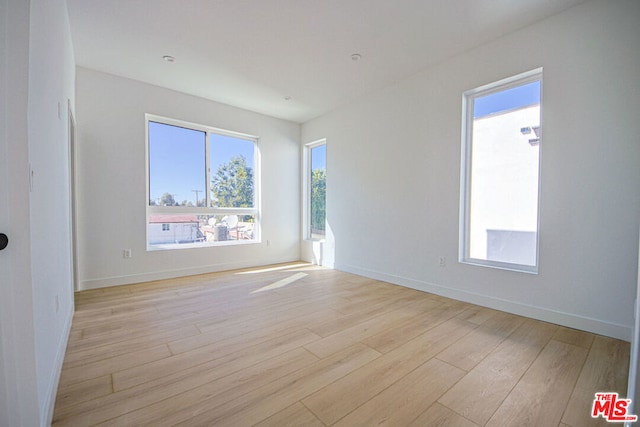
[
  {"x1": 467, "y1": 78, "x2": 541, "y2": 268},
  {"x1": 310, "y1": 144, "x2": 326, "y2": 239},
  {"x1": 200, "y1": 214, "x2": 256, "y2": 242},
  {"x1": 210, "y1": 134, "x2": 255, "y2": 208},
  {"x1": 148, "y1": 122, "x2": 206, "y2": 206},
  {"x1": 146, "y1": 116, "x2": 260, "y2": 250},
  {"x1": 148, "y1": 214, "x2": 203, "y2": 245},
  {"x1": 148, "y1": 214, "x2": 256, "y2": 248}
]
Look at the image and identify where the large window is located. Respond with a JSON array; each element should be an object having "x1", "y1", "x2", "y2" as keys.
[
  {"x1": 146, "y1": 115, "x2": 259, "y2": 249},
  {"x1": 460, "y1": 69, "x2": 542, "y2": 273},
  {"x1": 305, "y1": 140, "x2": 326, "y2": 240}
]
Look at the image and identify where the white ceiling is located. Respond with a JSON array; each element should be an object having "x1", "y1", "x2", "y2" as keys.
[{"x1": 66, "y1": 0, "x2": 585, "y2": 123}]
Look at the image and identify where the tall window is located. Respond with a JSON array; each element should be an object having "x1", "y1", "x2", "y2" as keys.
[
  {"x1": 146, "y1": 115, "x2": 259, "y2": 249},
  {"x1": 305, "y1": 140, "x2": 326, "y2": 240},
  {"x1": 460, "y1": 69, "x2": 542, "y2": 273}
]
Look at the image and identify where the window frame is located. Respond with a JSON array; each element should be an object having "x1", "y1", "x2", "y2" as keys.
[
  {"x1": 145, "y1": 114, "x2": 261, "y2": 250},
  {"x1": 303, "y1": 139, "x2": 326, "y2": 241},
  {"x1": 459, "y1": 68, "x2": 543, "y2": 274}
]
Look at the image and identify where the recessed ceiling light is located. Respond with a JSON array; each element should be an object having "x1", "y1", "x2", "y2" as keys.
[
  {"x1": 351, "y1": 53, "x2": 362, "y2": 61},
  {"x1": 163, "y1": 55, "x2": 176, "y2": 63}
]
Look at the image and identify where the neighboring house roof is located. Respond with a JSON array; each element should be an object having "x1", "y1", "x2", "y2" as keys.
[{"x1": 149, "y1": 215, "x2": 199, "y2": 224}]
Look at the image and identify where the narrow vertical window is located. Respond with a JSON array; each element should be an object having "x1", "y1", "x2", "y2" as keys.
[
  {"x1": 306, "y1": 141, "x2": 326, "y2": 240},
  {"x1": 460, "y1": 69, "x2": 542, "y2": 273}
]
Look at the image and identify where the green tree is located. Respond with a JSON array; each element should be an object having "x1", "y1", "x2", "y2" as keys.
[
  {"x1": 160, "y1": 192, "x2": 176, "y2": 206},
  {"x1": 211, "y1": 155, "x2": 254, "y2": 208},
  {"x1": 311, "y1": 169, "x2": 326, "y2": 234}
]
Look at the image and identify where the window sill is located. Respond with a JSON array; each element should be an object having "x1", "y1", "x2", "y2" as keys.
[
  {"x1": 460, "y1": 258, "x2": 538, "y2": 275},
  {"x1": 147, "y1": 239, "x2": 260, "y2": 251}
]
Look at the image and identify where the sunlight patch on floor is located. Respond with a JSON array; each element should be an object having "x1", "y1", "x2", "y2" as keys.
[
  {"x1": 235, "y1": 262, "x2": 313, "y2": 275},
  {"x1": 251, "y1": 272, "x2": 308, "y2": 294}
]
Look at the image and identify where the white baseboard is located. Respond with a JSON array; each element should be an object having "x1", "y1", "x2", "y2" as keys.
[
  {"x1": 336, "y1": 262, "x2": 631, "y2": 341},
  {"x1": 79, "y1": 256, "x2": 300, "y2": 290},
  {"x1": 43, "y1": 302, "x2": 73, "y2": 426}
]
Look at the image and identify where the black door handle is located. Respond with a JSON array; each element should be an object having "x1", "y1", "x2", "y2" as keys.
[{"x1": 0, "y1": 233, "x2": 7, "y2": 250}]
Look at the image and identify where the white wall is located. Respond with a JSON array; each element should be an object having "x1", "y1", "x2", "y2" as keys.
[
  {"x1": 1, "y1": 0, "x2": 76, "y2": 425},
  {"x1": 27, "y1": 0, "x2": 76, "y2": 422},
  {"x1": 302, "y1": 0, "x2": 640, "y2": 340},
  {"x1": 76, "y1": 68, "x2": 301, "y2": 289},
  {"x1": 0, "y1": 1, "x2": 40, "y2": 425}
]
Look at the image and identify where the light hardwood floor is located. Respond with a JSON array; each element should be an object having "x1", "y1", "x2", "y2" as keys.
[{"x1": 53, "y1": 263, "x2": 630, "y2": 426}]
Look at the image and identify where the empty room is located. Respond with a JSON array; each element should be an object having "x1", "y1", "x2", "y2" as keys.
[{"x1": 2, "y1": 0, "x2": 640, "y2": 426}]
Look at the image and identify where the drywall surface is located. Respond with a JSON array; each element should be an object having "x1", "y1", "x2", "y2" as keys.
[
  {"x1": 17, "y1": 0, "x2": 77, "y2": 423},
  {"x1": 302, "y1": 0, "x2": 640, "y2": 340},
  {"x1": 0, "y1": 1, "x2": 40, "y2": 425},
  {"x1": 76, "y1": 68, "x2": 301, "y2": 289},
  {"x1": 27, "y1": 0, "x2": 76, "y2": 422}
]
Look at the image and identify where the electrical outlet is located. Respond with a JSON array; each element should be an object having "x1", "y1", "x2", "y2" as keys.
[
  {"x1": 438, "y1": 256, "x2": 446, "y2": 267},
  {"x1": 123, "y1": 249, "x2": 132, "y2": 259}
]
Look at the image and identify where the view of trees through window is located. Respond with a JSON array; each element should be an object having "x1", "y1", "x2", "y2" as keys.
[
  {"x1": 211, "y1": 155, "x2": 254, "y2": 208},
  {"x1": 310, "y1": 143, "x2": 326, "y2": 239},
  {"x1": 147, "y1": 117, "x2": 258, "y2": 249}
]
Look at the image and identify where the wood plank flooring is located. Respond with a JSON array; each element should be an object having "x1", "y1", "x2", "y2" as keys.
[{"x1": 53, "y1": 262, "x2": 630, "y2": 426}]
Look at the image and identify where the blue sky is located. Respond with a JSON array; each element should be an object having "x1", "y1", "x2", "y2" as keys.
[
  {"x1": 311, "y1": 144, "x2": 326, "y2": 171},
  {"x1": 474, "y1": 80, "x2": 540, "y2": 118},
  {"x1": 149, "y1": 122, "x2": 254, "y2": 205}
]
